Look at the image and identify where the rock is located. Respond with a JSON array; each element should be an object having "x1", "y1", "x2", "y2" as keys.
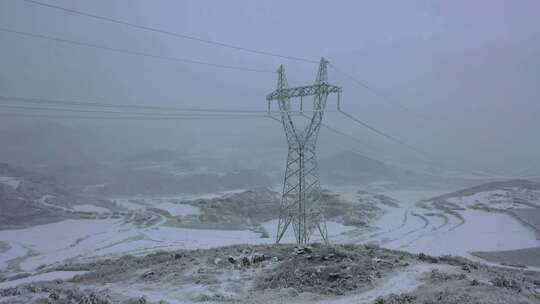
[
  {"x1": 252, "y1": 253, "x2": 268, "y2": 264},
  {"x1": 491, "y1": 276, "x2": 522, "y2": 292},
  {"x1": 374, "y1": 293, "x2": 416, "y2": 304},
  {"x1": 501, "y1": 262, "x2": 527, "y2": 269},
  {"x1": 328, "y1": 272, "x2": 341, "y2": 281},
  {"x1": 418, "y1": 253, "x2": 439, "y2": 263},
  {"x1": 49, "y1": 291, "x2": 59, "y2": 300},
  {"x1": 228, "y1": 249, "x2": 271, "y2": 267},
  {"x1": 292, "y1": 246, "x2": 313, "y2": 255},
  {"x1": 365, "y1": 242, "x2": 380, "y2": 250},
  {"x1": 142, "y1": 271, "x2": 154, "y2": 279},
  {"x1": 322, "y1": 253, "x2": 335, "y2": 261},
  {"x1": 137, "y1": 296, "x2": 147, "y2": 304}
]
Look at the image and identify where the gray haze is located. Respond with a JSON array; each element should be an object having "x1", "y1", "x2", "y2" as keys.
[{"x1": 1, "y1": 0, "x2": 539, "y2": 176}]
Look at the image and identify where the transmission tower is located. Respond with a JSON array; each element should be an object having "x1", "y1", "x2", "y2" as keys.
[{"x1": 267, "y1": 58, "x2": 342, "y2": 245}]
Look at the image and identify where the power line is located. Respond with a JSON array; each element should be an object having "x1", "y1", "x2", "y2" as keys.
[
  {"x1": 270, "y1": 111, "x2": 391, "y2": 169},
  {"x1": 269, "y1": 111, "x2": 504, "y2": 179},
  {"x1": 22, "y1": 0, "x2": 318, "y2": 64},
  {"x1": 266, "y1": 114, "x2": 282, "y2": 123},
  {"x1": 320, "y1": 121, "x2": 380, "y2": 153},
  {"x1": 0, "y1": 103, "x2": 272, "y2": 118},
  {"x1": 3, "y1": 1, "x2": 512, "y2": 178},
  {"x1": 298, "y1": 113, "x2": 379, "y2": 153},
  {"x1": 0, "y1": 94, "x2": 264, "y2": 113},
  {"x1": 267, "y1": 112, "x2": 373, "y2": 151},
  {"x1": 0, "y1": 95, "x2": 330, "y2": 115},
  {"x1": 0, "y1": 27, "x2": 272, "y2": 73},
  {"x1": 338, "y1": 110, "x2": 510, "y2": 179},
  {"x1": 338, "y1": 110, "x2": 425, "y2": 156},
  {"x1": 328, "y1": 66, "x2": 513, "y2": 179},
  {"x1": 295, "y1": 110, "x2": 447, "y2": 181},
  {"x1": 329, "y1": 63, "x2": 412, "y2": 112},
  {"x1": 0, "y1": 112, "x2": 267, "y2": 121},
  {"x1": 2, "y1": 102, "x2": 507, "y2": 179}
]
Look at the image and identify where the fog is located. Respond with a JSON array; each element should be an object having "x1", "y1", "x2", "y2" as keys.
[
  {"x1": 1, "y1": 0, "x2": 539, "y2": 175},
  {"x1": 3, "y1": 2, "x2": 540, "y2": 302}
]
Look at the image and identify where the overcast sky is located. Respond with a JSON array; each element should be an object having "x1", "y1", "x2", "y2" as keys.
[{"x1": 0, "y1": 0, "x2": 539, "y2": 175}]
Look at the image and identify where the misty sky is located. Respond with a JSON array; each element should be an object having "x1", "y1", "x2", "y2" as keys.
[{"x1": 0, "y1": 0, "x2": 539, "y2": 176}]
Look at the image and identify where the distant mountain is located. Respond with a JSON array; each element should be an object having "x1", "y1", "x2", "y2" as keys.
[
  {"x1": 0, "y1": 162, "x2": 30, "y2": 177},
  {"x1": 318, "y1": 151, "x2": 436, "y2": 186},
  {"x1": 420, "y1": 179, "x2": 540, "y2": 238},
  {"x1": 0, "y1": 183, "x2": 65, "y2": 230},
  {"x1": 123, "y1": 149, "x2": 189, "y2": 163},
  {"x1": 426, "y1": 179, "x2": 540, "y2": 202},
  {"x1": 99, "y1": 169, "x2": 273, "y2": 196},
  {"x1": 0, "y1": 122, "x2": 106, "y2": 167}
]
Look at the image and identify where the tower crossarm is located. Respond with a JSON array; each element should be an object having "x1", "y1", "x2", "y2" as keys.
[{"x1": 266, "y1": 83, "x2": 341, "y2": 101}]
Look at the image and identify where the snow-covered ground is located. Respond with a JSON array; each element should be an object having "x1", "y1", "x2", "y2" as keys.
[
  {"x1": 0, "y1": 176, "x2": 20, "y2": 189},
  {"x1": 111, "y1": 190, "x2": 245, "y2": 210},
  {"x1": 328, "y1": 187, "x2": 540, "y2": 258},
  {"x1": 320, "y1": 264, "x2": 454, "y2": 304},
  {"x1": 72, "y1": 204, "x2": 110, "y2": 213},
  {"x1": 364, "y1": 189, "x2": 538, "y2": 257},
  {"x1": 0, "y1": 217, "x2": 354, "y2": 276},
  {"x1": 0, "y1": 218, "x2": 272, "y2": 273},
  {"x1": 447, "y1": 188, "x2": 540, "y2": 209},
  {"x1": 0, "y1": 218, "x2": 127, "y2": 271},
  {"x1": 393, "y1": 209, "x2": 538, "y2": 256},
  {"x1": 1, "y1": 186, "x2": 540, "y2": 292},
  {"x1": 261, "y1": 219, "x2": 355, "y2": 243},
  {"x1": 0, "y1": 271, "x2": 87, "y2": 289},
  {"x1": 155, "y1": 202, "x2": 200, "y2": 216}
]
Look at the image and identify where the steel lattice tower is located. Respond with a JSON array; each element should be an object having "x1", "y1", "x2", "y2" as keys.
[{"x1": 267, "y1": 58, "x2": 341, "y2": 245}]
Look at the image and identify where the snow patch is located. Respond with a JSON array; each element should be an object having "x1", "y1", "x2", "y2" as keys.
[
  {"x1": 0, "y1": 219, "x2": 123, "y2": 271},
  {"x1": 261, "y1": 220, "x2": 355, "y2": 243},
  {"x1": 0, "y1": 242, "x2": 26, "y2": 271},
  {"x1": 395, "y1": 209, "x2": 540, "y2": 256},
  {"x1": 113, "y1": 198, "x2": 147, "y2": 210},
  {"x1": 72, "y1": 204, "x2": 110, "y2": 213},
  {"x1": 0, "y1": 176, "x2": 20, "y2": 189},
  {"x1": 155, "y1": 202, "x2": 200, "y2": 216},
  {"x1": 0, "y1": 218, "x2": 273, "y2": 272}
]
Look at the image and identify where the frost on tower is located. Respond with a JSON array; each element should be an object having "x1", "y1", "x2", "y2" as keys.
[{"x1": 266, "y1": 58, "x2": 341, "y2": 245}]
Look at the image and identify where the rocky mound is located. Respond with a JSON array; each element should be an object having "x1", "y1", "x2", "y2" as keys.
[
  {"x1": 318, "y1": 151, "x2": 437, "y2": 187},
  {"x1": 169, "y1": 188, "x2": 384, "y2": 231},
  {"x1": 255, "y1": 244, "x2": 410, "y2": 295},
  {"x1": 1, "y1": 244, "x2": 539, "y2": 304}
]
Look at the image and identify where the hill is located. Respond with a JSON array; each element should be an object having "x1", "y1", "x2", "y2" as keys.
[
  {"x1": 0, "y1": 163, "x2": 116, "y2": 230},
  {"x1": 318, "y1": 151, "x2": 437, "y2": 187}
]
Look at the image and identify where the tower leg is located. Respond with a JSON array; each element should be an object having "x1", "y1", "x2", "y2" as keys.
[
  {"x1": 276, "y1": 144, "x2": 328, "y2": 245},
  {"x1": 271, "y1": 58, "x2": 335, "y2": 246}
]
